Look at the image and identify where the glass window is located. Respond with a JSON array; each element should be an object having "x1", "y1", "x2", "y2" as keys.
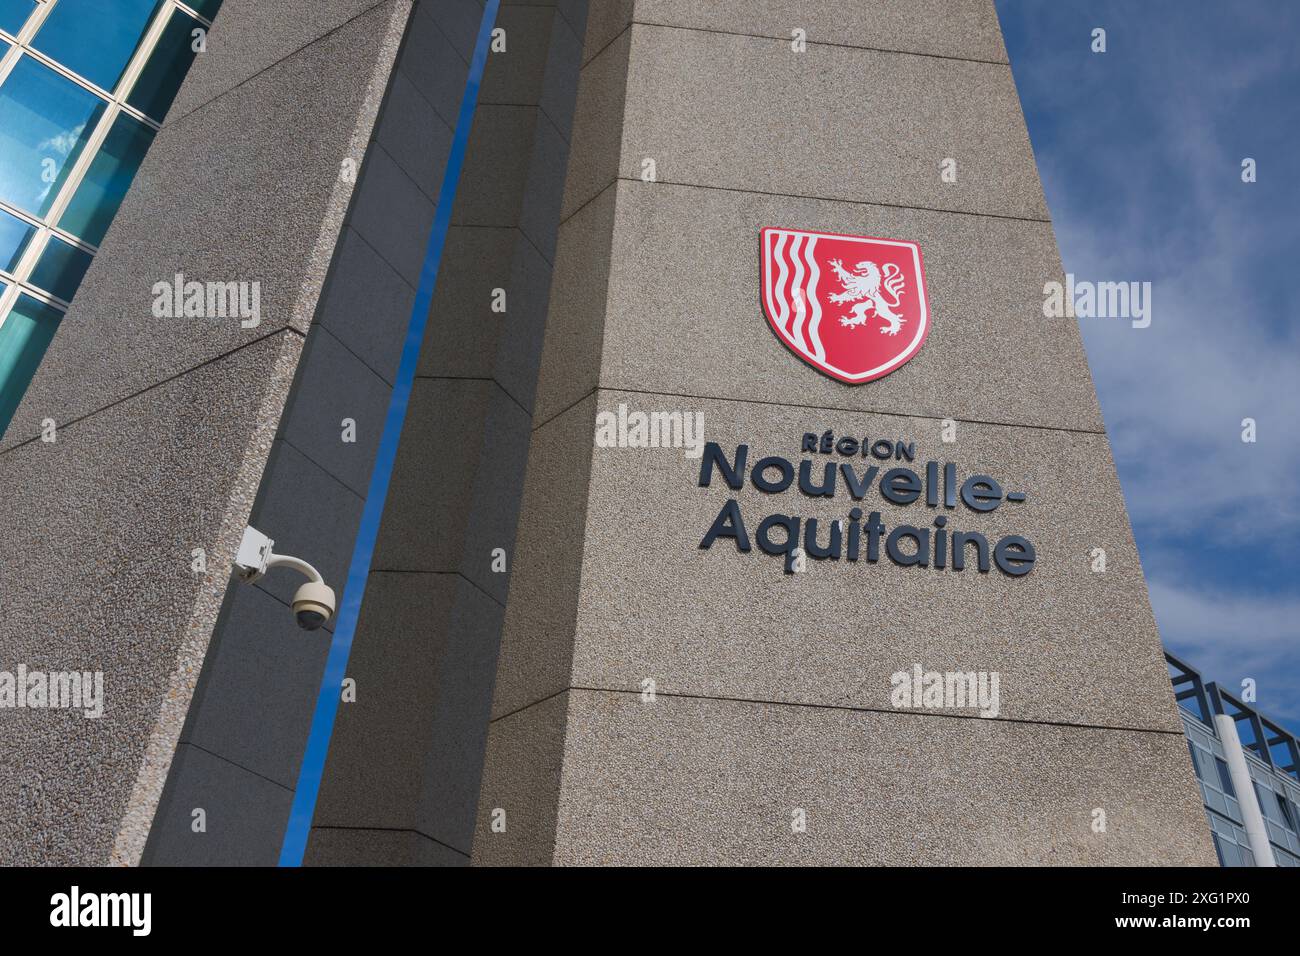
[
  {"x1": 28, "y1": 237, "x2": 92, "y2": 302},
  {"x1": 1186, "y1": 741, "x2": 1203, "y2": 779},
  {"x1": 0, "y1": 207, "x2": 35, "y2": 272},
  {"x1": 0, "y1": 56, "x2": 107, "y2": 216},
  {"x1": 0, "y1": 293, "x2": 63, "y2": 428},
  {"x1": 0, "y1": 0, "x2": 221, "y2": 437},
  {"x1": 31, "y1": 0, "x2": 162, "y2": 92},
  {"x1": 57, "y1": 113, "x2": 155, "y2": 246},
  {"x1": 186, "y1": 0, "x2": 224, "y2": 22},
  {"x1": 1215, "y1": 757, "x2": 1235, "y2": 796},
  {"x1": 1277, "y1": 794, "x2": 1296, "y2": 831},
  {"x1": 1253, "y1": 782, "x2": 1281, "y2": 823},
  {"x1": 127, "y1": 8, "x2": 203, "y2": 121},
  {"x1": 0, "y1": 0, "x2": 35, "y2": 36}
]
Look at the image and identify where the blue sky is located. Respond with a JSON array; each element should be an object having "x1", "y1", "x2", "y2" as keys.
[{"x1": 995, "y1": 2, "x2": 1300, "y2": 723}]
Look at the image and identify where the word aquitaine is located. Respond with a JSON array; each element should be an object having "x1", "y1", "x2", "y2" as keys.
[{"x1": 696, "y1": 432, "x2": 1036, "y2": 577}]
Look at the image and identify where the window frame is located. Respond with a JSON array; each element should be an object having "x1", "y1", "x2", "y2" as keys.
[{"x1": 0, "y1": 0, "x2": 214, "y2": 324}]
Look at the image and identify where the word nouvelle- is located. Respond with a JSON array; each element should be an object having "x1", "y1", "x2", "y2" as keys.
[{"x1": 697, "y1": 431, "x2": 1036, "y2": 577}]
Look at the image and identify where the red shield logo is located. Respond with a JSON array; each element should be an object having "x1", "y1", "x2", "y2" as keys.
[{"x1": 760, "y1": 227, "x2": 930, "y2": 384}]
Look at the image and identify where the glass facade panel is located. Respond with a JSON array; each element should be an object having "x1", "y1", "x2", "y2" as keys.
[
  {"x1": 58, "y1": 112, "x2": 155, "y2": 246},
  {"x1": 0, "y1": 0, "x2": 34, "y2": 36},
  {"x1": 1278, "y1": 793, "x2": 1296, "y2": 831},
  {"x1": 31, "y1": 0, "x2": 161, "y2": 91},
  {"x1": 0, "y1": 55, "x2": 107, "y2": 216},
  {"x1": 0, "y1": 293, "x2": 62, "y2": 427},
  {"x1": 0, "y1": 207, "x2": 35, "y2": 271},
  {"x1": 0, "y1": 0, "x2": 222, "y2": 437},
  {"x1": 185, "y1": 0, "x2": 223, "y2": 22},
  {"x1": 29, "y1": 236, "x2": 92, "y2": 302},
  {"x1": 1215, "y1": 757, "x2": 1235, "y2": 796},
  {"x1": 127, "y1": 8, "x2": 201, "y2": 121}
]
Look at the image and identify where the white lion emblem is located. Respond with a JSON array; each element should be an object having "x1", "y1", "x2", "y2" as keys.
[{"x1": 827, "y1": 258, "x2": 907, "y2": 335}]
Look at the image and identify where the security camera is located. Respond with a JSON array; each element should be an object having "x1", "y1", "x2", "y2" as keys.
[
  {"x1": 234, "y1": 526, "x2": 337, "y2": 631},
  {"x1": 291, "y1": 581, "x2": 336, "y2": 631}
]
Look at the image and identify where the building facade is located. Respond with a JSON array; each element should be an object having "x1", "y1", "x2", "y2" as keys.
[
  {"x1": 0, "y1": 0, "x2": 1221, "y2": 866},
  {"x1": 1170, "y1": 653, "x2": 1300, "y2": 867},
  {"x1": 0, "y1": 0, "x2": 221, "y2": 430}
]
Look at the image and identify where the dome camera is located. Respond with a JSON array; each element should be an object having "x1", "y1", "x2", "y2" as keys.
[
  {"x1": 292, "y1": 580, "x2": 336, "y2": 631},
  {"x1": 234, "y1": 526, "x2": 336, "y2": 632}
]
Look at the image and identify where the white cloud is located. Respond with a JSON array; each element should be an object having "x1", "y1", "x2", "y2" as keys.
[{"x1": 1152, "y1": 578, "x2": 1300, "y2": 724}]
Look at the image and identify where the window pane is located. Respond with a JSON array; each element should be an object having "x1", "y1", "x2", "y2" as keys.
[
  {"x1": 1215, "y1": 757, "x2": 1236, "y2": 796},
  {"x1": 0, "y1": 0, "x2": 35, "y2": 36},
  {"x1": 186, "y1": 0, "x2": 224, "y2": 21},
  {"x1": 31, "y1": 0, "x2": 162, "y2": 91},
  {"x1": 57, "y1": 112, "x2": 155, "y2": 246},
  {"x1": 1253, "y1": 783, "x2": 1279, "y2": 822},
  {"x1": 126, "y1": 9, "x2": 201, "y2": 121},
  {"x1": 1278, "y1": 794, "x2": 1296, "y2": 831},
  {"x1": 29, "y1": 236, "x2": 92, "y2": 302},
  {"x1": 0, "y1": 207, "x2": 35, "y2": 272},
  {"x1": 0, "y1": 293, "x2": 63, "y2": 433},
  {"x1": 0, "y1": 56, "x2": 107, "y2": 216}
]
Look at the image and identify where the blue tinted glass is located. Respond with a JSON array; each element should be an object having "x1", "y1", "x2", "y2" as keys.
[
  {"x1": 1253, "y1": 783, "x2": 1274, "y2": 820},
  {"x1": 0, "y1": 56, "x2": 107, "y2": 216},
  {"x1": 0, "y1": 0, "x2": 35, "y2": 36},
  {"x1": 0, "y1": 208, "x2": 35, "y2": 272},
  {"x1": 58, "y1": 113, "x2": 155, "y2": 246},
  {"x1": 32, "y1": 0, "x2": 162, "y2": 91},
  {"x1": 1215, "y1": 757, "x2": 1235, "y2": 796},
  {"x1": 0, "y1": 293, "x2": 63, "y2": 435},
  {"x1": 1278, "y1": 795, "x2": 1295, "y2": 830},
  {"x1": 127, "y1": 9, "x2": 200, "y2": 121},
  {"x1": 186, "y1": 0, "x2": 223, "y2": 21},
  {"x1": 29, "y1": 237, "x2": 93, "y2": 302}
]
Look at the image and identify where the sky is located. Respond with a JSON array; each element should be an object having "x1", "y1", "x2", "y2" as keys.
[{"x1": 994, "y1": 1, "x2": 1300, "y2": 724}]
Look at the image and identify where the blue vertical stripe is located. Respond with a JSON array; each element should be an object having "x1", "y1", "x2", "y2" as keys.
[{"x1": 278, "y1": 0, "x2": 501, "y2": 867}]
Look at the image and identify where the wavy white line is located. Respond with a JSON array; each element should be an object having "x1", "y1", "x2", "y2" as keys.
[{"x1": 804, "y1": 236, "x2": 823, "y2": 360}]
